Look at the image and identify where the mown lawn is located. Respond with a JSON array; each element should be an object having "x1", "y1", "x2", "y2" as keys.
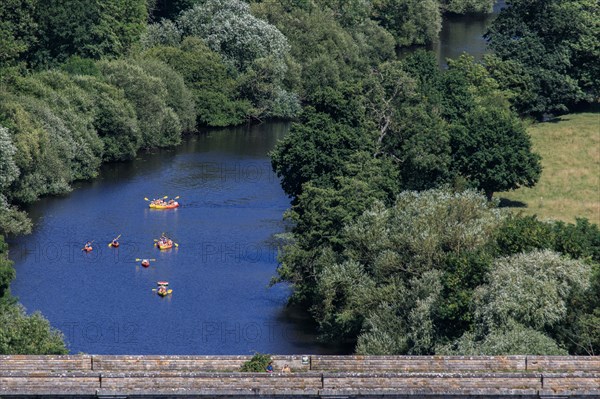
[{"x1": 498, "y1": 112, "x2": 600, "y2": 225}]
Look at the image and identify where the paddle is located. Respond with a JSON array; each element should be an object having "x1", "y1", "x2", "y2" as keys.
[
  {"x1": 108, "y1": 234, "x2": 121, "y2": 247},
  {"x1": 144, "y1": 197, "x2": 149, "y2": 201},
  {"x1": 135, "y1": 258, "x2": 156, "y2": 262}
]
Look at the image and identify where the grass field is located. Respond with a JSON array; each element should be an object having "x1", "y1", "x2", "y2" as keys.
[{"x1": 497, "y1": 112, "x2": 599, "y2": 226}]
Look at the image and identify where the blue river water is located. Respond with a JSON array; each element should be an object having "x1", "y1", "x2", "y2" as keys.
[
  {"x1": 8, "y1": 3, "x2": 505, "y2": 355},
  {"x1": 9, "y1": 123, "x2": 342, "y2": 355}
]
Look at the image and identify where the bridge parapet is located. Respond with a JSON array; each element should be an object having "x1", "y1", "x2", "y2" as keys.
[{"x1": 0, "y1": 355, "x2": 598, "y2": 397}]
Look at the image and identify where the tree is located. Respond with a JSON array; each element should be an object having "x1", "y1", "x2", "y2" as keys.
[
  {"x1": 450, "y1": 106, "x2": 541, "y2": 200},
  {"x1": 70, "y1": 75, "x2": 143, "y2": 161},
  {"x1": 141, "y1": 19, "x2": 182, "y2": 49},
  {"x1": 31, "y1": 0, "x2": 148, "y2": 65},
  {"x1": 143, "y1": 37, "x2": 251, "y2": 126},
  {"x1": 486, "y1": 0, "x2": 600, "y2": 117},
  {"x1": 150, "y1": 0, "x2": 201, "y2": 21},
  {"x1": 0, "y1": 0, "x2": 37, "y2": 67},
  {"x1": 178, "y1": 0, "x2": 290, "y2": 72},
  {"x1": 474, "y1": 250, "x2": 592, "y2": 331},
  {"x1": 270, "y1": 108, "x2": 371, "y2": 199},
  {"x1": 441, "y1": 0, "x2": 494, "y2": 14},
  {"x1": 0, "y1": 304, "x2": 68, "y2": 355},
  {"x1": 99, "y1": 59, "x2": 182, "y2": 148},
  {"x1": 0, "y1": 127, "x2": 19, "y2": 192},
  {"x1": 371, "y1": 0, "x2": 441, "y2": 47}
]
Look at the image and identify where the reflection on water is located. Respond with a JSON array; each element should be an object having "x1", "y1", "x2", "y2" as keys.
[
  {"x1": 410, "y1": 0, "x2": 506, "y2": 67},
  {"x1": 434, "y1": 0, "x2": 506, "y2": 66}
]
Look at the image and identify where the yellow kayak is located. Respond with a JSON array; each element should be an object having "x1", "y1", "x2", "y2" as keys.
[{"x1": 149, "y1": 201, "x2": 179, "y2": 209}]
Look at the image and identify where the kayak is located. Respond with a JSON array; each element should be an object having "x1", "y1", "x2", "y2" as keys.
[
  {"x1": 82, "y1": 246, "x2": 93, "y2": 252},
  {"x1": 149, "y1": 202, "x2": 179, "y2": 209},
  {"x1": 157, "y1": 288, "x2": 173, "y2": 297},
  {"x1": 141, "y1": 259, "x2": 150, "y2": 267},
  {"x1": 156, "y1": 241, "x2": 173, "y2": 250},
  {"x1": 110, "y1": 242, "x2": 119, "y2": 248}
]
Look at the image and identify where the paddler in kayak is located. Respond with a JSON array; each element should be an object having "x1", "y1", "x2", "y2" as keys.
[{"x1": 83, "y1": 241, "x2": 93, "y2": 252}]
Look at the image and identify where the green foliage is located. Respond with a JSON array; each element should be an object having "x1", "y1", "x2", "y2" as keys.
[
  {"x1": 178, "y1": 0, "x2": 290, "y2": 72},
  {"x1": 141, "y1": 19, "x2": 182, "y2": 49},
  {"x1": 0, "y1": 303, "x2": 68, "y2": 355},
  {"x1": 442, "y1": 0, "x2": 494, "y2": 14},
  {"x1": 239, "y1": 352, "x2": 272, "y2": 372},
  {"x1": 440, "y1": 249, "x2": 594, "y2": 356},
  {"x1": 0, "y1": 92, "x2": 72, "y2": 202},
  {"x1": 71, "y1": 75, "x2": 142, "y2": 161},
  {"x1": 553, "y1": 218, "x2": 600, "y2": 263},
  {"x1": 371, "y1": 0, "x2": 441, "y2": 46},
  {"x1": 475, "y1": 250, "x2": 591, "y2": 331},
  {"x1": 31, "y1": 0, "x2": 148, "y2": 65},
  {"x1": 133, "y1": 57, "x2": 196, "y2": 132},
  {"x1": 143, "y1": 38, "x2": 250, "y2": 126},
  {"x1": 0, "y1": 0, "x2": 37, "y2": 67},
  {"x1": 0, "y1": 196, "x2": 32, "y2": 236},
  {"x1": 494, "y1": 214, "x2": 600, "y2": 262},
  {"x1": 60, "y1": 56, "x2": 101, "y2": 77},
  {"x1": 99, "y1": 59, "x2": 182, "y2": 148},
  {"x1": 450, "y1": 107, "x2": 542, "y2": 200},
  {"x1": 270, "y1": 108, "x2": 371, "y2": 198},
  {"x1": 0, "y1": 236, "x2": 16, "y2": 299},
  {"x1": 486, "y1": 0, "x2": 600, "y2": 117},
  {"x1": 0, "y1": 126, "x2": 19, "y2": 191},
  {"x1": 438, "y1": 322, "x2": 568, "y2": 355}
]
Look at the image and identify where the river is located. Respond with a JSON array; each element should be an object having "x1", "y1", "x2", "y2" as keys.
[{"x1": 8, "y1": 3, "x2": 505, "y2": 355}]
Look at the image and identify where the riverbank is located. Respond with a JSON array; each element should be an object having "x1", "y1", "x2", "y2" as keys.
[{"x1": 498, "y1": 112, "x2": 600, "y2": 225}]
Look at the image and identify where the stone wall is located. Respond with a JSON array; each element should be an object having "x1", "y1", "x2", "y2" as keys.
[{"x1": 0, "y1": 355, "x2": 598, "y2": 397}]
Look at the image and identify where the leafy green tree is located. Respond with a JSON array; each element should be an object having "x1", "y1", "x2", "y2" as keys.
[
  {"x1": 99, "y1": 59, "x2": 182, "y2": 148},
  {"x1": 0, "y1": 304, "x2": 68, "y2": 354},
  {"x1": 0, "y1": 92, "x2": 72, "y2": 203},
  {"x1": 143, "y1": 37, "x2": 251, "y2": 126},
  {"x1": 474, "y1": 250, "x2": 591, "y2": 331},
  {"x1": 438, "y1": 321, "x2": 568, "y2": 355},
  {"x1": 270, "y1": 108, "x2": 371, "y2": 198},
  {"x1": 141, "y1": 19, "x2": 182, "y2": 49},
  {"x1": 31, "y1": 0, "x2": 148, "y2": 65},
  {"x1": 0, "y1": 236, "x2": 15, "y2": 300},
  {"x1": 450, "y1": 107, "x2": 541, "y2": 200},
  {"x1": 0, "y1": 0, "x2": 37, "y2": 67},
  {"x1": 239, "y1": 352, "x2": 272, "y2": 372},
  {"x1": 13, "y1": 71, "x2": 104, "y2": 181},
  {"x1": 0, "y1": 126, "x2": 19, "y2": 192},
  {"x1": 71, "y1": 75, "x2": 142, "y2": 161},
  {"x1": 178, "y1": 0, "x2": 290, "y2": 72},
  {"x1": 486, "y1": 0, "x2": 600, "y2": 116},
  {"x1": 133, "y1": 58, "x2": 196, "y2": 132},
  {"x1": 442, "y1": 0, "x2": 494, "y2": 14},
  {"x1": 371, "y1": 0, "x2": 441, "y2": 46}
]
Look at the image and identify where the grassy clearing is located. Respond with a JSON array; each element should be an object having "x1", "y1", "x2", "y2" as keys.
[{"x1": 497, "y1": 112, "x2": 600, "y2": 225}]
